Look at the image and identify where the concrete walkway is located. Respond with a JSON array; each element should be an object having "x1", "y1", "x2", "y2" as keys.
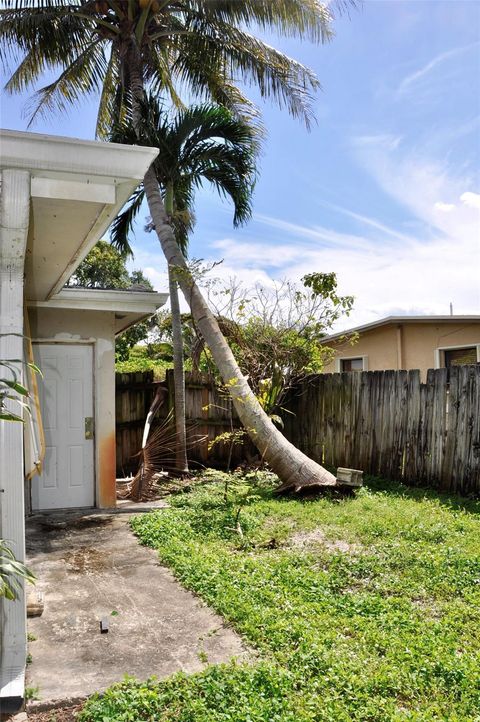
[{"x1": 25, "y1": 505, "x2": 248, "y2": 706}]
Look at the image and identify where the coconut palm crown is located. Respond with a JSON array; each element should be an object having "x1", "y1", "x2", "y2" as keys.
[{"x1": 0, "y1": 0, "x2": 340, "y2": 136}]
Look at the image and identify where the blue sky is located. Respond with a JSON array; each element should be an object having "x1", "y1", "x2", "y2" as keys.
[{"x1": 2, "y1": 0, "x2": 479, "y2": 329}]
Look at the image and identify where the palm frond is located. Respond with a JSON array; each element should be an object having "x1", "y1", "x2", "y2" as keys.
[
  {"x1": 23, "y1": 38, "x2": 109, "y2": 125},
  {"x1": 118, "y1": 412, "x2": 207, "y2": 502},
  {"x1": 198, "y1": 0, "x2": 334, "y2": 43},
  {"x1": 1, "y1": 7, "x2": 96, "y2": 90},
  {"x1": 190, "y1": 161, "x2": 253, "y2": 227},
  {"x1": 1, "y1": 0, "x2": 356, "y2": 130},
  {"x1": 112, "y1": 94, "x2": 257, "y2": 244},
  {"x1": 171, "y1": 104, "x2": 256, "y2": 155},
  {"x1": 169, "y1": 21, "x2": 320, "y2": 128},
  {"x1": 96, "y1": 48, "x2": 123, "y2": 139},
  {"x1": 110, "y1": 186, "x2": 145, "y2": 257}
]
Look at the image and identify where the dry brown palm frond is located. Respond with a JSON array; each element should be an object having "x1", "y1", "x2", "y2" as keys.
[{"x1": 118, "y1": 413, "x2": 207, "y2": 502}]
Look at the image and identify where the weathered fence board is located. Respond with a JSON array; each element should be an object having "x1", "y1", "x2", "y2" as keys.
[
  {"x1": 116, "y1": 366, "x2": 480, "y2": 495},
  {"x1": 282, "y1": 366, "x2": 480, "y2": 495},
  {"x1": 115, "y1": 370, "x2": 244, "y2": 475},
  {"x1": 115, "y1": 371, "x2": 158, "y2": 475}
]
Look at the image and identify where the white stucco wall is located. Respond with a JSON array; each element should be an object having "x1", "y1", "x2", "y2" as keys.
[
  {"x1": 28, "y1": 307, "x2": 117, "y2": 509},
  {"x1": 0, "y1": 169, "x2": 30, "y2": 702}
]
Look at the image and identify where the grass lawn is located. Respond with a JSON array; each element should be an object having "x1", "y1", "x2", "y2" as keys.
[{"x1": 79, "y1": 471, "x2": 480, "y2": 721}]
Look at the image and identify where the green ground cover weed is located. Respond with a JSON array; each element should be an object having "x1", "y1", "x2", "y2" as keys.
[{"x1": 79, "y1": 472, "x2": 480, "y2": 721}]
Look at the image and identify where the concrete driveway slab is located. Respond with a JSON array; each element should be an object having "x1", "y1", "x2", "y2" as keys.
[{"x1": 25, "y1": 508, "x2": 249, "y2": 705}]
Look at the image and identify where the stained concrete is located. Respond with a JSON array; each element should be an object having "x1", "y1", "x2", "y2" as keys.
[{"x1": 25, "y1": 506, "x2": 249, "y2": 705}]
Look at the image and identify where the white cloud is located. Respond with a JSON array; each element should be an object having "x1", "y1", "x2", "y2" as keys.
[
  {"x1": 188, "y1": 137, "x2": 480, "y2": 331},
  {"x1": 127, "y1": 134, "x2": 479, "y2": 333},
  {"x1": 352, "y1": 134, "x2": 401, "y2": 152},
  {"x1": 461, "y1": 191, "x2": 480, "y2": 210},
  {"x1": 253, "y1": 214, "x2": 374, "y2": 250},
  {"x1": 211, "y1": 236, "x2": 300, "y2": 267},
  {"x1": 142, "y1": 266, "x2": 168, "y2": 289},
  {"x1": 130, "y1": 166, "x2": 480, "y2": 330},
  {"x1": 396, "y1": 42, "x2": 479, "y2": 96},
  {"x1": 193, "y1": 214, "x2": 479, "y2": 332},
  {"x1": 434, "y1": 201, "x2": 455, "y2": 212},
  {"x1": 318, "y1": 201, "x2": 416, "y2": 244},
  {"x1": 342, "y1": 135, "x2": 480, "y2": 326}
]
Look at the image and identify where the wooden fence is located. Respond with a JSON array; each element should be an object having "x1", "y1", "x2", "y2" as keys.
[
  {"x1": 115, "y1": 370, "x2": 244, "y2": 475},
  {"x1": 116, "y1": 366, "x2": 480, "y2": 495},
  {"x1": 116, "y1": 370, "x2": 157, "y2": 476},
  {"x1": 281, "y1": 366, "x2": 480, "y2": 495}
]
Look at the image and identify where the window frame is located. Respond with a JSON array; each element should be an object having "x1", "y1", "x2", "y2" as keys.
[
  {"x1": 434, "y1": 343, "x2": 480, "y2": 369},
  {"x1": 335, "y1": 355, "x2": 368, "y2": 373}
]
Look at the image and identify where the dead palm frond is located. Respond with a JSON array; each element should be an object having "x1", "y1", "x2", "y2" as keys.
[{"x1": 118, "y1": 412, "x2": 207, "y2": 502}]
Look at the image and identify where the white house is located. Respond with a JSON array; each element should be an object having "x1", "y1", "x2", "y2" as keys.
[{"x1": 0, "y1": 129, "x2": 167, "y2": 709}]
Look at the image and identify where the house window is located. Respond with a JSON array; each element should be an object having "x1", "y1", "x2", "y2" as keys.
[
  {"x1": 341, "y1": 357, "x2": 364, "y2": 372},
  {"x1": 444, "y1": 347, "x2": 477, "y2": 367}
]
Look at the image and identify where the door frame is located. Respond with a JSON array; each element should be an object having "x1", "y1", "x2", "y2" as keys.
[{"x1": 31, "y1": 339, "x2": 97, "y2": 509}]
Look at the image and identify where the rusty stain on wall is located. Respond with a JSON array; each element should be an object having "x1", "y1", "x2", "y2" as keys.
[{"x1": 99, "y1": 431, "x2": 116, "y2": 508}]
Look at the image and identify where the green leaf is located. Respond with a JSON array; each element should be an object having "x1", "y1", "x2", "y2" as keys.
[
  {"x1": 27, "y1": 362, "x2": 43, "y2": 377},
  {"x1": 0, "y1": 410, "x2": 25, "y2": 422},
  {"x1": 2, "y1": 380, "x2": 29, "y2": 396}
]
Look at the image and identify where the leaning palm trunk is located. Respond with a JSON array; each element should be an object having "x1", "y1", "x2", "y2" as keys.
[
  {"x1": 143, "y1": 168, "x2": 337, "y2": 490},
  {"x1": 168, "y1": 265, "x2": 189, "y2": 473},
  {"x1": 127, "y1": 54, "x2": 337, "y2": 491}
]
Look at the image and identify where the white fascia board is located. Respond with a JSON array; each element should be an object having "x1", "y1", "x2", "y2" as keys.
[
  {"x1": 28, "y1": 288, "x2": 168, "y2": 314},
  {"x1": 31, "y1": 177, "x2": 116, "y2": 204},
  {"x1": 0, "y1": 129, "x2": 158, "y2": 182}
]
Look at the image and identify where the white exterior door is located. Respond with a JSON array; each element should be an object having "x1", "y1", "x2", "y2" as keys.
[{"x1": 32, "y1": 343, "x2": 94, "y2": 510}]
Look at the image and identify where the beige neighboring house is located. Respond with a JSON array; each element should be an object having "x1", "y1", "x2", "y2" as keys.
[
  {"x1": 321, "y1": 316, "x2": 480, "y2": 380},
  {"x1": 0, "y1": 129, "x2": 167, "y2": 709}
]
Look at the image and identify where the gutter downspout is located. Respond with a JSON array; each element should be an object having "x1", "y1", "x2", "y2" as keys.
[{"x1": 396, "y1": 324, "x2": 403, "y2": 370}]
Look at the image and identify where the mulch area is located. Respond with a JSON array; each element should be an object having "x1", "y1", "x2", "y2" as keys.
[{"x1": 26, "y1": 705, "x2": 83, "y2": 722}]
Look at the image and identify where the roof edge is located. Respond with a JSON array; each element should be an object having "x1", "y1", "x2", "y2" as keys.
[
  {"x1": 0, "y1": 128, "x2": 158, "y2": 181},
  {"x1": 28, "y1": 287, "x2": 168, "y2": 312},
  {"x1": 323, "y1": 315, "x2": 480, "y2": 343}
]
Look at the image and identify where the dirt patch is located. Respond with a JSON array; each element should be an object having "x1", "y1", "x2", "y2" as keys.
[
  {"x1": 343, "y1": 578, "x2": 373, "y2": 593},
  {"x1": 411, "y1": 597, "x2": 442, "y2": 621},
  {"x1": 26, "y1": 705, "x2": 82, "y2": 722},
  {"x1": 70, "y1": 516, "x2": 114, "y2": 530},
  {"x1": 63, "y1": 547, "x2": 107, "y2": 573},
  {"x1": 39, "y1": 516, "x2": 114, "y2": 533},
  {"x1": 288, "y1": 528, "x2": 361, "y2": 554}
]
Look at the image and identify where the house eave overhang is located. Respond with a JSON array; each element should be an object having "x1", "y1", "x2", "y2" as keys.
[
  {"x1": 27, "y1": 287, "x2": 169, "y2": 335},
  {"x1": 1, "y1": 129, "x2": 157, "y2": 181},
  {"x1": 0, "y1": 129, "x2": 159, "y2": 302},
  {"x1": 322, "y1": 315, "x2": 480, "y2": 344}
]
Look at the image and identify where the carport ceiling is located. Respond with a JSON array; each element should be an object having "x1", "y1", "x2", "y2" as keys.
[{"x1": 25, "y1": 194, "x2": 114, "y2": 300}]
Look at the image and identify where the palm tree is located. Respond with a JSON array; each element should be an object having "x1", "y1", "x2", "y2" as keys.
[
  {"x1": 110, "y1": 99, "x2": 257, "y2": 474},
  {"x1": 1, "y1": 0, "x2": 349, "y2": 489},
  {"x1": 0, "y1": 1, "x2": 333, "y2": 134}
]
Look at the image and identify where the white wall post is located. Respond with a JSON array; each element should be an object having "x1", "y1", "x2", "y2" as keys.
[{"x1": 0, "y1": 169, "x2": 30, "y2": 701}]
